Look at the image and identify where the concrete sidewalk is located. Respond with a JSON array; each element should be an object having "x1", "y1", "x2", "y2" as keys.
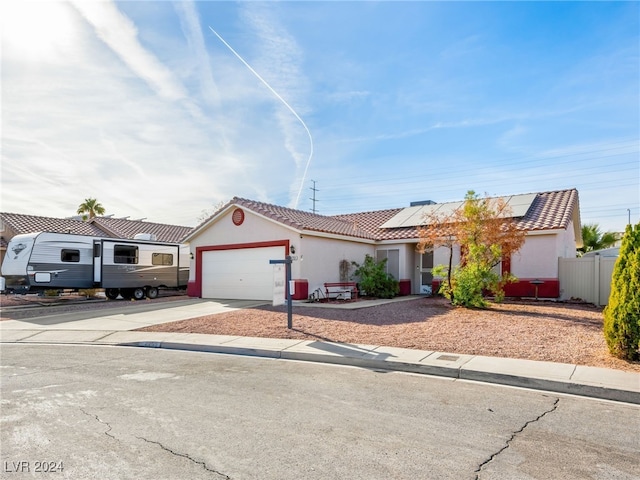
[
  {"x1": 2, "y1": 297, "x2": 638, "y2": 404},
  {"x1": 2, "y1": 328, "x2": 638, "y2": 405}
]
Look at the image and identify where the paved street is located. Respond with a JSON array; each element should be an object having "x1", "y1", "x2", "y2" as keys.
[{"x1": 2, "y1": 344, "x2": 638, "y2": 480}]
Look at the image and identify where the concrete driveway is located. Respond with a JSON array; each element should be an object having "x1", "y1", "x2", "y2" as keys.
[{"x1": 0, "y1": 298, "x2": 267, "y2": 331}]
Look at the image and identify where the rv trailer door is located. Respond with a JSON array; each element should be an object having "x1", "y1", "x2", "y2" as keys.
[{"x1": 93, "y1": 241, "x2": 102, "y2": 285}]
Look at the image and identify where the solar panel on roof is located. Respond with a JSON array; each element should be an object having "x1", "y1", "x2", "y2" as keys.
[
  {"x1": 380, "y1": 194, "x2": 537, "y2": 229},
  {"x1": 505, "y1": 193, "x2": 537, "y2": 217},
  {"x1": 379, "y1": 205, "x2": 423, "y2": 228}
]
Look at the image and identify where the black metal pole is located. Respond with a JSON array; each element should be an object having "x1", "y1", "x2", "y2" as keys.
[{"x1": 285, "y1": 255, "x2": 292, "y2": 329}]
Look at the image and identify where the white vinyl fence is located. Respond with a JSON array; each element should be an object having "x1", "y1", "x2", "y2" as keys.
[{"x1": 559, "y1": 256, "x2": 617, "y2": 306}]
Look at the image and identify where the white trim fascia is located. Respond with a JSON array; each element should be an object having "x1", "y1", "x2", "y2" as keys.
[
  {"x1": 525, "y1": 229, "x2": 564, "y2": 236},
  {"x1": 244, "y1": 209, "x2": 377, "y2": 244},
  {"x1": 242, "y1": 209, "x2": 304, "y2": 235},
  {"x1": 377, "y1": 238, "x2": 418, "y2": 245},
  {"x1": 183, "y1": 204, "x2": 237, "y2": 242},
  {"x1": 186, "y1": 203, "x2": 377, "y2": 245},
  {"x1": 300, "y1": 229, "x2": 377, "y2": 245},
  {"x1": 375, "y1": 229, "x2": 565, "y2": 244}
]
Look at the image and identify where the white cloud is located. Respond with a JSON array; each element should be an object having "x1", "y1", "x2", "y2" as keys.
[
  {"x1": 237, "y1": 3, "x2": 314, "y2": 207},
  {"x1": 69, "y1": 0, "x2": 187, "y2": 102},
  {"x1": 173, "y1": 0, "x2": 220, "y2": 107}
]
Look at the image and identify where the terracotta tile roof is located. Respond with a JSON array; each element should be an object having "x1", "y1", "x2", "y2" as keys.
[
  {"x1": 222, "y1": 189, "x2": 579, "y2": 242},
  {"x1": 513, "y1": 189, "x2": 579, "y2": 231},
  {"x1": 372, "y1": 189, "x2": 579, "y2": 240},
  {"x1": 1, "y1": 212, "x2": 109, "y2": 237},
  {"x1": 92, "y1": 217, "x2": 193, "y2": 243},
  {"x1": 0, "y1": 212, "x2": 193, "y2": 244},
  {"x1": 333, "y1": 208, "x2": 408, "y2": 239},
  {"x1": 232, "y1": 198, "x2": 378, "y2": 240}
]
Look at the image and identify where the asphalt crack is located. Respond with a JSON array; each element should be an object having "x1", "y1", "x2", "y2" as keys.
[
  {"x1": 137, "y1": 436, "x2": 231, "y2": 479},
  {"x1": 80, "y1": 409, "x2": 116, "y2": 440},
  {"x1": 474, "y1": 397, "x2": 560, "y2": 480}
]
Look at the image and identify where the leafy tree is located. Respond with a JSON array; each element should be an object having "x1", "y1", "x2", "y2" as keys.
[
  {"x1": 351, "y1": 254, "x2": 399, "y2": 299},
  {"x1": 418, "y1": 191, "x2": 526, "y2": 308},
  {"x1": 603, "y1": 223, "x2": 640, "y2": 361},
  {"x1": 77, "y1": 198, "x2": 105, "y2": 220},
  {"x1": 578, "y1": 223, "x2": 618, "y2": 255}
]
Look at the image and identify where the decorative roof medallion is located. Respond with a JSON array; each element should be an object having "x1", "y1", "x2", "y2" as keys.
[{"x1": 232, "y1": 208, "x2": 245, "y2": 226}]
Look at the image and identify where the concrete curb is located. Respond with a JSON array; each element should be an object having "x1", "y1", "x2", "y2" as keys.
[{"x1": 3, "y1": 330, "x2": 637, "y2": 404}]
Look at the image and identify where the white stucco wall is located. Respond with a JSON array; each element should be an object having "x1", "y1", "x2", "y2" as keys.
[
  {"x1": 510, "y1": 227, "x2": 577, "y2": 279},
  {"x1": 300, "y1": 236, "x2": 374, "y2": 294},
  {"x1": 187, "y1": 209, "x2": 299, "y2": 281},
  {"x1": 510, "y1": 233, "x2": 559, "y2": 278},
  {"x1": 558, "y1": 221, "x2": 578, "y2": 259}
]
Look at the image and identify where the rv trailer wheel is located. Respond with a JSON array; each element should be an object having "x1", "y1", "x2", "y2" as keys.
[
  {"x1": 105, "y1": 288, "x2": 120, "y2": 300},
  {"x1": 146, "y1": 287, "x2": 159, "y2": 299},
  {"x1": 120, "y1": 289, "x2": 133, "y2": 300},
  {"x1": 132, "y1": 287, "x2": 146, "y2": 300}
]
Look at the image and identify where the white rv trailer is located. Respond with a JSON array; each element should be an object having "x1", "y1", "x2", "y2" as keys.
[{"x1": 1, "y1": 232, "x2": 189, "y2": 300}]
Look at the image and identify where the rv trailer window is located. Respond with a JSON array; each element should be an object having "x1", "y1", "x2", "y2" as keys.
[
  {"x1": 61, "y1": 249, "x2": 80, "y2": 262},
  {"x1": 94, "y1": 244, "x2": 101, "y2": 258},
  {"x1": 114, "y1": 245, "x2": 138, "y2": 264},
  {"x1": 152, "y1": 253, "x2": 173, "y2": 266}
]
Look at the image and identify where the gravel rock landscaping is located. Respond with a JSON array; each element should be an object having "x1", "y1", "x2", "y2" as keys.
[{"x1": 137, "y1": 296, "x2": 639, "y2": 373}]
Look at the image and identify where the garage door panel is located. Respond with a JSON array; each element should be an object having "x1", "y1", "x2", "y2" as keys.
[{"x1": 202, "y1": 246, "x2": 285, "y2": 300}]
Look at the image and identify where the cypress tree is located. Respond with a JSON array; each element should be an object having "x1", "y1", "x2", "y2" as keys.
[{"x1": 603, "y1": 223, "x2": 640, "y2": 360}]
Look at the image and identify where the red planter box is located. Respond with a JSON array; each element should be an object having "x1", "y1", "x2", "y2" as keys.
[{"x1": 291, "y1": 279, "x2": 309, "y2": 300}]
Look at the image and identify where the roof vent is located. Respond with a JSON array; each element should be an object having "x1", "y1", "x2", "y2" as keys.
[
  {"x1": 133, "y1": 233, "x2": 157, "y2": 241},
  {"x1": 410, "y1": 200, "x2": 436, "y2": 206}
]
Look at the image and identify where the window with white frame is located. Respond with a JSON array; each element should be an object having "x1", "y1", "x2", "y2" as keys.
[{"x1": 376, "y1": 249, "x2": 400, "y2": 279}]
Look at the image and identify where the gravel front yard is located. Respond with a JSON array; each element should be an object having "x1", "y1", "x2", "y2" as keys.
[{"x1": 138, "y1": 296, "x2": 640, "y2": 373}]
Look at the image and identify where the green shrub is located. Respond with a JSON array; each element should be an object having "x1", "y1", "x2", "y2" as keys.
[
  {"x1": 603, "y1": 223, "x2": 640, "y2": 361},
  {"x1": 44, "y1": 289, "x2": 60, "y2": 297},
  {"x1": 351, "y1": 254, "x2": 399, "y2": 299},
  {"x1": 434, "y1": 264, "x2": 494, "y2": 308},
  {"x1": 433, "y1": 263, "x2": 516, "y2": 308}
]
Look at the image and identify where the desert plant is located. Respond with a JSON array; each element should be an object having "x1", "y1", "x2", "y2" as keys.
[
  {"x1": 77, "y1": 197, "x2": 105, "y2": 220},
  {"x1": 339, "y1": 259, "x2": 351, "y2": 282},
  {"x1": 351, "y1": 254, "x2": 399, "y2": 299},
  {"x1": 79, "y1": 288, "x2": 98, "y2": 298},
  {"x1": 603, "y1": 223, "x2": 640, "y2": 360},
  {"x1": 418, "y1": 191, "x2": 525, "y2": 307},
  {"x1": 44, "y1": 289, "x2": 60, "y2": 297},
  {"x1": 578, "y1": 223, "x2": 619, "y2": 255}
]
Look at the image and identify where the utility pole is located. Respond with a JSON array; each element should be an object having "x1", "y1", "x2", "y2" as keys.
[{"x1": 310, "y1": 180, "x2": 319, "y2": 214}]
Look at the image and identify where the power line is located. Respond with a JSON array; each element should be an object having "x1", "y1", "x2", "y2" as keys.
[{"x1": 309, "y1": 180, "x2": 319, "y2": 214}]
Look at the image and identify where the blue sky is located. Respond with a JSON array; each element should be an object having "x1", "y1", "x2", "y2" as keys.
[{"x1": 1, "y1": 1, "x2": 638, "y2": 232}]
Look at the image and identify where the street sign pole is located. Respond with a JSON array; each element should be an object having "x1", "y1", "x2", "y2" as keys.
[{"x1": 269, "y1": 256, "x2": 293, "y2": 329}]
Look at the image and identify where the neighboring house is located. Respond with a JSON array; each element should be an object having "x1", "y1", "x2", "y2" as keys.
[
  {"x1": 581, "y1": 247, "x2": 620, "y2": 258},
  {"x1": 184, "y1": 189, "x2": 582, "y2": 301},
  {"x1": 0, "y1": 212, "x2": 193, "y2": 267}
]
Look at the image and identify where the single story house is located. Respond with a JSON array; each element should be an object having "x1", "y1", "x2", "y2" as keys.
[{"x1": 184, "y1": 188, "x2": 582, "y2": 301}]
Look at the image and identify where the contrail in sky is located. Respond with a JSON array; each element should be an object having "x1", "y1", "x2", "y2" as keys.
[{"x1": 208, "y1": 26, "x2": 313, "y2": 209}]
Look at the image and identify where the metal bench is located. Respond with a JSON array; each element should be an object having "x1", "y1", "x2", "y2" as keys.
[{"x1": 324, "y1": 282, "x2": 358, "y2": 300}]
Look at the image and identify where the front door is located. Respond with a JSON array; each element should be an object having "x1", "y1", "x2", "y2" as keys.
[{"x1": 420, "y1": 250, "x2": 433, "y2": 294}]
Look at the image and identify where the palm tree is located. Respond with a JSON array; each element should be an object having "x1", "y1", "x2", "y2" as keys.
[
  {"x1": 578, "y1": 223, "x2": 618, "y2": 255},
  {"x1": 77, "y1": 198, "x2": 106, "y2": 220}
]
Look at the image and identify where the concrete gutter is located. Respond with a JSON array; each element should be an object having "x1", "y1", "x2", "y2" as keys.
[{"x1": 2, "y1": 329, "x2": 638, "y2": 405}]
